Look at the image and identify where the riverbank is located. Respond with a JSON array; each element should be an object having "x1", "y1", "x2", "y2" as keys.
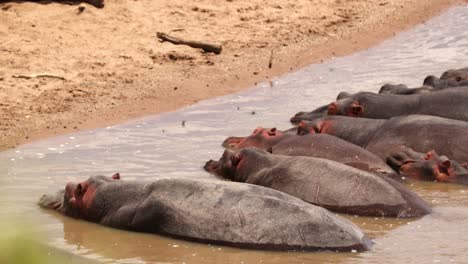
[{"x1": 0, "y1": 0, "x2": 465, "y2": 150}]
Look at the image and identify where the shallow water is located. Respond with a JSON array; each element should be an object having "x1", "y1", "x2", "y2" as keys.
[{"x1": 2, "y1": 5, "x2": 468, "y2": 264}]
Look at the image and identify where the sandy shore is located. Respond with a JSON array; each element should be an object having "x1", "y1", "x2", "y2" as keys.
[{"x1": 0, "y1": 0, "x2": 465, "y2": 150}]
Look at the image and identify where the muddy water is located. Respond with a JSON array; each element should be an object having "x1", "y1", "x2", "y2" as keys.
[{"x1": 2, "y1": 5, "x2": 468, "y2": 264}]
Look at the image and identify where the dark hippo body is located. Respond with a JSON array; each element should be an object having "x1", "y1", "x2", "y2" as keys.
[
  {"x1": 222, "y1": 127, "x2": 296, "y2": 150},
  {"x1": 204, "y1": 148, "x2": 431, "y2": 218},
  {"x1": 223, "y1": 128, "x2": 394, "y2": 174},
  {"x1": 269, "y1": 134, "x2": 394, "y2": 174},
  {"x1": 440, "y1": 67, "x2": 468, "y2": 81},
  {"x1": 387, "y1": 147, "x2": 468, "y2": 185},
  {"x1": 379, "y1": 84, "x2": 434, "y2": 95},
  {"x1": 423, "y1": 75, "x2": 468, "y2": 90},
  {"x1": 298, "y1": 115, "x2": 468, "y2": 163},
  {"x1": 39, "y1": 175, "x2": 371, "y2": 251},
  {"x1": 290, "y1": 104, "x2": 329, "y2": 124},
  {"x1": 327, "y1": 87, "x2": 468, "y2": 122}
]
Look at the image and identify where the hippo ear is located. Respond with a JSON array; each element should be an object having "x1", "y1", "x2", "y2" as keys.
[
  {"x1": 327, "y1": 102, "x2": 338, "y2": 115},
  {"x1": 268, "y1": 127, "x2": 277, "y2": 136},
  {"x1": 438, "y1": 160, "x2": 452, "y2": 176},
  {"x1": 112, "y1": 173, "x2": 120, "y2": 180},
  {"x1": 297, "y1": 121, "x2": 314, "y2": 135},
  {"x1": 312, "y1": 122, "x2": 323, "y2": 134},
  {"x1": 231, "y1": 153, "x2": 241, "y2": 167},
  {"x1": 350, "y1": 101, "x2": 364, "y2": 116},
  {"x1": 424, "y1": 150, "x2": 436, "y2": 160}
]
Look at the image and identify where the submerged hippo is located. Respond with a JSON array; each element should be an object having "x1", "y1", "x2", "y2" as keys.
[
  {"x1": 423, "y1": 75, "x2": 468, "y2": 90},
  {"x1": 326, "y1": 87, "x2": 468, "y2": 122},
  {"x1": 387, "y1": 147, "x2": 468, "y2": 185},
  {"x1": 290, "y1": 104, "x2": 329, "y2": 124},
  {"x1": 204, "y1": 148, "x2": 431, "y2": 218},
  {"x1": 379, "y1": 84, "x2": 434, "y2": 95},
  {"x1": 223, "y1": 128, "x2": 393, "y2": 174},
  {"x1": 38, "y1": 175, "x2": 371, "y2": 251},
  {"x1": 440, "y1": 67, "x2": 468, "y2": 81},
  {"x1": 222, "y1": 127, "x2": 296, "y2": 150},
  {"x1": 297, "y1": 115, "x2": 468, "y2": 163}
]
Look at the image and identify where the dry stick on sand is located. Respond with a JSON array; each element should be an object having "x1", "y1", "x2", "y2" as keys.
[
  {"x1": 156, "y1": 32, "x2": 222, "y2": 54},
  {"x1": 12, "y1": 74, "x2": 66, "y2": 81},
  {"x1": 268, "y1": 50, "x2": 274, "y2": 69}
]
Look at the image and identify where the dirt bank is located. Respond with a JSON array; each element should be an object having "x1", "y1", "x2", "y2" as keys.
[{"x1": 0, "y1": 0, "x2": 466, "y2": 150}]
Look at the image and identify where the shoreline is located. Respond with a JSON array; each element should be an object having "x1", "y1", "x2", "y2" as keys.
[{"x1": 0, "y1": 0, "x2": 466, "y2": 150}]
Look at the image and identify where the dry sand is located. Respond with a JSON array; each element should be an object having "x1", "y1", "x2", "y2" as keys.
[{"x1": 0, "y1": 0, "x2": 466, "y2": 150}]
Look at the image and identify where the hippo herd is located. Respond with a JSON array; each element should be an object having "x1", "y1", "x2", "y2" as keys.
[{"x1": 39, "y1": 67, "x2": 468, "y2": 252}]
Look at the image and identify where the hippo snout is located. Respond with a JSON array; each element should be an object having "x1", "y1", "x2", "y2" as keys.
[{"x1": 204, "y1": 159, "x2": 218, "y2": 173}]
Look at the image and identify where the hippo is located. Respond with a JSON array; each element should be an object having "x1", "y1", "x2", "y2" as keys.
[
  {"x1": 379, "y1": 84, "x2": 434, "y2": 95},
  {"x1": 297, "y1": 115, "x2": 468, "y2": 163},
  {"x1": 204, "y1": 148, "x2": 431, "y2": 218},
  {"x1": 326, "y1": 87, "x2": 468, "y2": 122},
  {"x1": 423, "y1": 75, "x2": 468, "y2": 90},
  {"x1": 222, "y1": 127, "x2": 296, "y2": 150},
  {"x1": 290, "y1": 104, "x2": 329, "y2": 124},
  {"x1": 223, "y1": 128, "x2": 393, "y2": 174},
  {"x1": 440, "y1": 67, "x2": 468, "y2": 81},
  {"x1": 386, "y1": 147, "x2": 468, "y2": 185},
  {"x1": 38, "y1": 174, "x2": 372, "y2": 252}
]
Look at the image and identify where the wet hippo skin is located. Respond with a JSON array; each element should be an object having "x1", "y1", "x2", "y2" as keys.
[
  {"x1": 204, "y1": 148, "x2": 431, "y2": 218},
  {"x1": 379, "y1": 84, "x2": 435, "y2": 95},
  {"x1": 38, "y1": 175, "x2": 372, "y2": 252},
  {"x1": 440, "y1": 67, "x2": 468, "y2": 81},
  {"x1": 223, "y1": 128, "x2": 394, "y2": 175},
  {"x1": 387, "y1": 147, "x2": 468, "y2": 185},
  {"x1": 298, "y1": 115, "x2": 468, "y2": 163},
  {"x1": 326, "y1": 87, "x2": 468, "y2": 122}
]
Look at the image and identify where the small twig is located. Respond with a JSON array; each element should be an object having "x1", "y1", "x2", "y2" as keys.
[
  {"x1": 156, "y1": 32, "x2": 222, "y2": 54},
  {"x1": 12, "y1": 74, "x2": 66, "y2": 81},
  {"x1": 268, "y1": 50, "x2": 274, "y2": 69}
]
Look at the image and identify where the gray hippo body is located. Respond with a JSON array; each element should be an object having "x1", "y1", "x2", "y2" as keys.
[
  {"x1": 327, "y1": 87, "x2": 468, "y2": 122},
  {"x1": 298, "y1": 115, "x2": 468, "y2": 163},
  {"x1": 39, "y1": 175, "x2": 371, "y2": 251},
  {"x1": 204, "y1": 148, "x2": 431, "y2": 218},
  {"x1": 270, "y1": 134, "x2": 394, "y2": 174},
  {"x1": 223, "y1": 128, "x2": 394, "y2": 174}
]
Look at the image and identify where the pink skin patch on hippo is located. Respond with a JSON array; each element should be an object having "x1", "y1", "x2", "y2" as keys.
[
  {"x1": 307, "y1": 120, "x2": 333, "y2": 134},
  {"x1": 327, "y1": 102, "x2": 338, "y2": 115},
  {"x1": 347, "y1": 101, "x2": 364, "y2": 117},
  {"x1": 227, "y1": 127, "x2": 283, "y2": 149},
  {"x1": 66, "y1": 181, "x2": 97, "y2": 212},
  {"x1": 65, "y1": 174, "x2": 120, "y2": 214}
]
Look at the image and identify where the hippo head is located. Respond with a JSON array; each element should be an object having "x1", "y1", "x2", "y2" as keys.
[
  {"x1": 327, "y1": 98, "x2": 364, "y2": 117},
  {"x1": 297, "y1": 119, "x2": 333, "y2": 136},
  {"x1": 388, "y1": 148, "x2": 467, "y2": 183},
  {"x1": 63, "y1": 173, "x2": 121, "y2": 219},
  {"x1": 40, "y1": 173, "x2": 119, "y2": 219},
  {"x1": 204, "y1": 150, "x2": 242, "y2": 180},
  {"x1": 290, "y1": 104, "x2": 329, "y2": 124},
  {"x1": 440, "y1": 68, "x2": 468, "y2": 81},
  {"x1": 222, "y1": 127, "x2": 285, "y2": 150}
]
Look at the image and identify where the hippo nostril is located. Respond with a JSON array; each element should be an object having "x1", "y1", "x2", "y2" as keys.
[{"x1": 203, "y1": 160, "x2": 215, "y2": 171}]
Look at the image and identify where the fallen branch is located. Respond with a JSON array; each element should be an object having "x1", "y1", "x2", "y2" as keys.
[
  {"x1": 12, "y1": 74, "x2": 66, "y2": 81},
  {"x1": 156, "y1": 32, "x2": 222, "y2": 54},
  {"x1": 268, "y1": 50, "x2": 274, "y2": 69}
]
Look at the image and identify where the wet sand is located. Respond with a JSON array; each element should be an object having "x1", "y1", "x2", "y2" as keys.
[{"x1": 0, "y1": 0, "x2": 466, "y2": 150}]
